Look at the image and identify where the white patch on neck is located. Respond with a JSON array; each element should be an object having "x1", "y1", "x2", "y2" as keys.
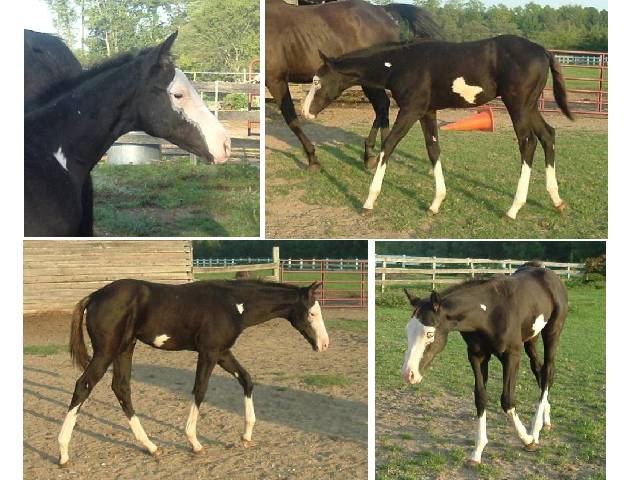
[
  {"x1": 531, "y1": 314, "x2": 547, "y2": 337},
  {"x1": 236, "y1": 303, "x2": 245, "y2": 314},
  {"x1": 451, "y1": 77, "x2": 483, "y2": 104},
  {"x1": 153, "y1": 334, "x2": 170, "y2": 347},
  {"x1": 384, "y1": 62, "x2": 392, "y2": 68},
  {"x1": 309, "y1": 301, "x2": 329, "y2": 351},
  {"x1": 53, "y1": 146, "x2": 68, "y2": 171},
  {"x1": 402, "y1": 317, "x2": 435, "y2": 384},
  {"x1": 480, "y1": 304, "x2": 487, "y2": 311}
]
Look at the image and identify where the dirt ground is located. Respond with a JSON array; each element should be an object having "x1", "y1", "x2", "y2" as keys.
[
  {"x1": 24, "y1": 309, "x2": 367, "y2": 480},
  {"x1": 265, "y1": 102, "x2": 607, "y2": 239}
]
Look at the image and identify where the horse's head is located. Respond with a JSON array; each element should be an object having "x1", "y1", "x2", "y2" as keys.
[
  {"x1": 401, "y1": 289, "x2": 450, "y2": 384},
  {"x1": 287, "y1": 281, "x2": 330, "y2": 352},
  {"x1": 135, "y1": 32, "x2": 231, "y2": 164},
  {"x1": 301, "y1": 50, "x2": 359, "y2": 120}
]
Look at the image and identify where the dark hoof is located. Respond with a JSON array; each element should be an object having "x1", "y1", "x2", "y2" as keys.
[
  {"x1": 361, "y1": 208, "x2": 373, "y2": 217},
  {"x1": 151, "y1": 448, "x2": 161, "y2": 458},
  {"x1": 241, "y1": 436, "x2": 252, "y2": 448},
  {"x1": 523, "y1": 442, "x2": 539, "y2": 452},
  {"x1": 543, "y1": 424, "x2": 553, "y2": 431},
  {"x1": 466, "y1": 459, "x2": 481, "y2": 468},
  {"x1": 308, "y1": 163, "x2": 321, "y2": 172},
  {"x1": 555, "y1": 201, "x2": 567, "y2": 213},
  {"x1": 503, "y1": 213, "x2": 517, "y2": 221}
]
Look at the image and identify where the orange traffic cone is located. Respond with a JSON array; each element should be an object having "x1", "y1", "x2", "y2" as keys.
[{"x1": 441, "y1": 107, "x2": 495, "y2": 132}]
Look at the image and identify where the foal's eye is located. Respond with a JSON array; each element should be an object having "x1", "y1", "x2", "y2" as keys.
[
  {"x1": 173, "y1": 93, "x2": 183, "y2": 99},
  {"x1": 426, "y1": 331, "x2": 435, "y2": 339}
]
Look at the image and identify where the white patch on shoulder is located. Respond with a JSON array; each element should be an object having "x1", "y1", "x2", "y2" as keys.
[
  {"x1": 384, "y1": 62, "x2": 392, "y2": 68},
  {"x1": 153, "y1": 334, "x2": 170, "y2": 347},
  {"x1": 531, "y1": 314, "x2": 547, "y2": 337},
  {"x1": 53, "y1": 146, "x2": 68, "y2": 171},
  {"x1": 451, "y1": 77, "x2": 483, "y2": 104},
  {"x1": 480, "y1": 304, "x2": 487, "y2": 311},
  {"x1": 236, "y1": 303, "x2": 244, "y2": 314}
]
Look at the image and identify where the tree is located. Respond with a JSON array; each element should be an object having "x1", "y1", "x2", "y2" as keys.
[{"x1": 44, "y1": 0, "x2": 78, "y2": 47}]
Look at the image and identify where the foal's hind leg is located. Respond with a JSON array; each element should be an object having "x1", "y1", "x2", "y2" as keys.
[
  {"x1": 524, "y1": 337, "x2": 543, "y2": 388},
  {"x1": 362, "y1": 87, "x2": 391, "y2": 170},
  {"x1": 531, "y1": 111, "x2": 566, "y2": 212},
  {"x1": 185, "y1": 350, "x2": 220, "y2": 453},
  {"x1": 499, "y1": 350, "x2": 536, "y2": 450},
  {"x1": 111, "y1": 342, "x2": 158, "y2": 456},
  {"x1": 530, "y1": 330, "x2": 563, "y2": 443},
  {"x1": 504, "y1": 107, "x2": 538, "y2": 219},
  {"x1": 58, "y1": 353, "x2": 112, "y2": 465},
  {"x1": 218, "y1": 351, "x2": 255, "y2": 447},
  {"x1": 419, "y1": 111, "x2": 446, "y2": 214}
]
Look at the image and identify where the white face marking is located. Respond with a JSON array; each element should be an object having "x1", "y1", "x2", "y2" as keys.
[
  {"x1": 302, "y1": 76, "x2": 321, "y2": 120},
  {"x1": 402, "y1": 317, "x2": 436, "y2": 384},
  {"x1": 236, "y1": 303, "x2": 245, "y2": 314},
  {"x1": 480, "y1": 304, "x2": 487, "y2": 311},
  {"x1": 384, "y1": 61, "x2": 392, "y2": 68},
  {"x1": 506, "y1": 163, "x2": 531, "y2": 219},
  {"x1": 128, "y1": 415, "x2": 157, "y2": 454},
  {"x1": 242, "y1": 395, "x2": 256, "y2": 443},
  {"x1": 451, "y1": 76, "x2": 483, "y2": 104},
  {"x1": 53, "y1": 146, "x2": 68, "y2": 171},
  {"x1": 309, "y1": 301, "x2": 330, "y2": 352},
  {"x1": 58, "y1": 405, "x2": 80, "y2": 465},
  {"x1": 185, "y1": 402, "x2": 202, "y2": 452},
  {"x1": 531, "y1": 314, "x2": 547, "y2": 337},
  {"x1": 470, "y1": 410, "x2": 488, "y2": 463},
  {"x1": 167, "y1": 68, "x2": 230, "y2": 164},
  {"x1": 545, "y1": 165, "x2": 563, "y2": 207},
  {"x1": 363, "y1": 152, "x2": 387, "y2": 210},
  {"x1": 428, "y1": 160, "x2": 446, "y2": 214},
  {"x1": 153, "y1": 334, "x2": 170, "y2": 348}
]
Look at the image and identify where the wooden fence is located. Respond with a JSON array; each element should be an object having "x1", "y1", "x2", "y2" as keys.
[
  {"x1": 24, "y1": 240, "x2": 193, "y2": 313},
  {"x1": 376, "y1": 255, "x2": 584, "y2": 292},
  {"x1": 193, "y1": 247, "x2": 281, "y2": 282}
]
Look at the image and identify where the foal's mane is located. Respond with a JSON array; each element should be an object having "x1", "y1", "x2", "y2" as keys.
[
  {"x1": 440, "y1": 276, "x2": 507, "y2": 297},
  {"x1": 206, "y1": 279, "x2": 303, "y2": 295}
]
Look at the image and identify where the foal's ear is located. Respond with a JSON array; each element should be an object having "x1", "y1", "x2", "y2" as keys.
[
  {"x1": 430, "y1": 291, "x2": 442, "y2": 312},
  {"x1": 151, "y1": 31, "x2": 178, "y2": 66},
  {"x1": 404, "y1": 289, "x2": 420, "y2": 307},
  {"x1": 318, "y1": 50, "x2": 330, "y2": 64},
  {"x1": 307, "y1": 281, "x2": 323, "y2": 301}
]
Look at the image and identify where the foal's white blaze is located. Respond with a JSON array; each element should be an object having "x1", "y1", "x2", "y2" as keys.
[
  {"x1": 168, "y1": 68, "x2": 231, "y2": 164},
  {"x1": 530, "y1": 388, "x2": 549, "y2": 443},
  {"x1": 402, "y1": 317, "x2": 435, "y2": 384},
  {"x1": 531, "y1": 314, "x2": 547, "y2": 337},
  {"x1": 129, "y1": 415, "x2": 158, "y2": 454},
  {"x1": 309, "y1": 301, "x2": 330, "y2": 351},
  {"x1": 236, "y1": 303, "x2": 245, "y2": 314},
  {"x1": 428, "y1": 160, "x2": 446, "y2": 214},
  {"x1": 506, "y1": 163, "x2": 531, "y2": 219},
  {"x1": 58, "y1": 405, "x2": 80, "y2": 465},
  {"x1": 363, "y1": 152, "x2": 387, "y2": 210},
  {"x1": 302, "y1": 76, "x2": 321, "y2": 120},
  {"x1": 507, "y1": 408, "x2": 534, "y2": 445},
  {"x1": 470, "y1": 410, "x2": 488, "y2": 463},
  {"x1": 545, "y1": 165, "x2": 564, "y2": 207},
  {"x1": 480, "y1": 304, "x2": 487, "y2": 311},
  {"x1": 53, "y1": 146, "x2": 68, "y2": 171},
  {"x1": 185, "y1": 402, "x2": 203, "y2": 452},
  {"x1": 452, "y1": 77, "x2": 483, "y2": 104},
  {"x1": 242, "y1": 395, "x2": 256, "y2": 443},
  {"x1": 153, "y1": 334, "x2": 170, "y2": 347}
]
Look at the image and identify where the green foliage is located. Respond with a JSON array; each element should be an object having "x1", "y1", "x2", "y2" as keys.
[
  {"x1": 193, "y1": 240, "x2": 368, "y2": 259},
  {"x1": 223, "y1": 93, "x2": 248, "y2": 111}
]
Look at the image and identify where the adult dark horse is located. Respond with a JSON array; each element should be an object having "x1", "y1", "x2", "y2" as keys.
[
  {"x1": 25, "y1": 32, "x2": 231, "y2": 236},
  {"x1": 402, "y1": 263, "x2": 568, "y2": 465},
  {"x1": 57, "y1": 279, "x2": 329, "y2": 465},
  {"x1": 266, "y1": 0, "x2": 441, "y2": 169},
  {"x1": 24, "y1": 30, "x2": 97, "y2": 236},
  {"x1": 303, "y1": 35, "x2": 573, "y2": 219}
]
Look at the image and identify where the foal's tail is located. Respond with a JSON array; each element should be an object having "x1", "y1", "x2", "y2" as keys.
[
  {"x1": 70, "y1": 295, "x2": 92, "y2": 370},
  {"x1": 546, "y1": 50, "x2": 574, "y2": 120},
  {"x1": 383, "y1": 4, "x2": 444, "y2": 40}
]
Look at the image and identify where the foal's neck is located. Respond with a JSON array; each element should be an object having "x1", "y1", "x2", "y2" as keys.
[{"x1": 236, "y1": 288, "x2": 299, "y2": 330}]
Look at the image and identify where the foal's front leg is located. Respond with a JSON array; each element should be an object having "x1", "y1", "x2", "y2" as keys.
[
  {"x1": 186, "y1": 350, "x2": 220, "y2": 453},
  {"x1": 361, "y1": 109, "x2": 419, "y2": 215},
  {"x1": 218, "y1": 351, "x2": 256, "y2": 447},
  {"x1": 419, "y1": 112, "x2": 446, "y2": 214},
  {"x1": 362, "y1": 86, "x2": 391, "y2": 169},
  {"x1": 467, "y1": 347, "x2": 490, "y2": 466}
]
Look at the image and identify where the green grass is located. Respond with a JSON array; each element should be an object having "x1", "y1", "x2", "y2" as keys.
[
  {"x1": 325, "y1": 318, "x2": 368, "y2": 333},
  {"x1": 375, "y1": 283, "x2": 606, "y2": 479},
  {"x1": 92, "y1": 158, "x2": 259, "y2": 236},
  {"x1": 24, "y1": 344, "x2": 67, "y2": 356},
  {"x1": 267, "y1": 122, "x2": 607, "y2": 238},
  {"x1": 555, "y1": 65, "x2": 608, "y2": 92},
  {"x1": 302, "y1": 373, "x2": 351, "y2": 387}
]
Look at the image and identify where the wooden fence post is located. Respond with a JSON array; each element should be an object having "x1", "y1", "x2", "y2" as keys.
[
  {"x1": 381, "y1": 259, "x2": 386, "y2": 293},
  {"x1": 272, "y1": 246, "x2": 280, "y2": 282}
]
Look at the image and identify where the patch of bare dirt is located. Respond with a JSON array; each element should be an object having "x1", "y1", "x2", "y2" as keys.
[{"x1": 24, "y1": 312, "x2": 367, "y2": 479}]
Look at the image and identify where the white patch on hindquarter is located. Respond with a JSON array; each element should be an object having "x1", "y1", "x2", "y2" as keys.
[
  {"x1": 531, "y1": 314, "x2": 547, "y2": 337},
  {"x1": 480, "y1": 304, "x2": 487, "y2": 311},
  {"x1": 167, "y1": 68, "x2": 230, "y2": 163},
  {"x1": 384, "y1": 62, "x2": 392, "y2": 68},
  {"x1": 309, "y1": 301, "x2": 330, "y2": 351},
  {"x1": 402, "y1": 317, "x2": 436, "y2": 384},
  {"x1": 53, "y1": 146, "x2": 68, "y2": 171},
  {"x1": 452, "y1": 77, "x2": 483, "y2": 104},
  {"x1": 153, "y1": 334, "x2": 170, "y2": 347},
  {"x1": 236, "y1": 303, "x2": 245, "y2": 314},
  {"x1": 363, "y1": 152, "x2": 387, "y2": 210}
]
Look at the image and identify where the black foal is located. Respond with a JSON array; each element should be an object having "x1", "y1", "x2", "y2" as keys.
[
  {"x1": 303, "y1": 35, "x2": 574, "y2": 219},
  {"x1": 402, "y1": 263, "x2": 568, "y2": 465},
  {"x1": 57, "y1": 279, "x2": 329, "y2": 465}
]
